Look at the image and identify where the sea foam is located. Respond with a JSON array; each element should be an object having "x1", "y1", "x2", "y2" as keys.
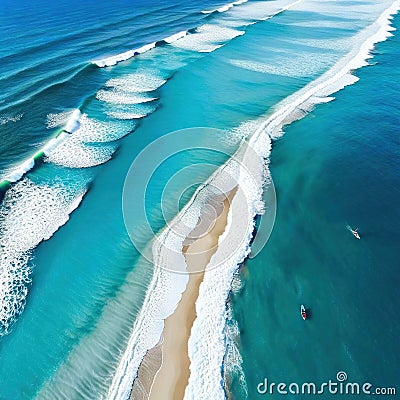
[
  {"x1": 170, "y1": 24, "x2": 245, "y2": 53},
  {"x1": 164, "y1": 30, "x2": 188, "y2": 44},
  {"x1": 93, "y1": 42, "x2": 157, "y2": 68},
  {"x1": 0, "y1": 179, "x2": 85, "y2": 335},
  {"x1": 44, "y1": 114, "x2": 123, "y2": 168},
  {"x1": 105, "y1": 73, "x2": 167, "y2": 93}
]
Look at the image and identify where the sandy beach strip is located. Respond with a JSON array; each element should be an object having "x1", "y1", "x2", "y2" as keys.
[{"x1": 132, "y1": 188, "x2": 237, "y2": 400}]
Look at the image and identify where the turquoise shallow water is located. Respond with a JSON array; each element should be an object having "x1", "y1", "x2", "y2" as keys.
[
  {"x1": 230, "y1": 13, "x2": 400, "y2": 399},
  {"x1": 0, "y1": 0, "x2": 399, "y2": 399}
]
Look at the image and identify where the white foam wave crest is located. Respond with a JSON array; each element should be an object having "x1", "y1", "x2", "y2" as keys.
[
  {"x1": 96, "y1": 89, "x2": 157, "y2": 105},
  {"x1": 46, "y1": 110, "x2": 76, "y2": 129},
  {"x1": 2, "y1": 158, "x2": 35, "y2": 184},
  {"x1": 105, "y1": 73, "x2": 167, "y2": 93},
  {"x1": 0, "y1": 109, "x2": 82, "y2": 182},
  {"x1": 75, "y1": 115, "x2": 130, "y2": 143},
  {"x1": 91, "y1": 0, "x2": 301, "y2": 69},
  {"x1": 91, "y1": 0, "x2": 249, "y2": 68},
  {"x1": 45, "y1": 114, "x2": 121, "y2": 168},
  {"x1": 1, "y1": 105, "x2": 129, "y2": 184},
  {"x1": 93, "y1": 42, "x2": 156, "y2": 68},
  {"x1": 230, "y1": 51, "x2": 333, "y2": 78},
  {"x1": 106, "y1": 111, "x2": 150, "y2": 120},
  {"x1": 64, "y1": 109, "x2": 82, "y2": 133},
  {"x1": 92, "y1": 30, "x2": 191, "y2": 68},
  {"x1": 41, "y1": 132, "x2": 70, "y2": 154},
  {"x1": 105, "y1": 101, "x2": 157, "y2": 121},
  {"x1": 164, "y1": 30, "x2": 188, "y2": 43},
  {"x1": 201, "y1": 0, "x2": 248, "y2": 14},
  {"x1": 170, "y1": 24, "x2": 245, "y2": 53},
  {"x1": 0, "y1": 179, "x2": 85, "y2": 335}
]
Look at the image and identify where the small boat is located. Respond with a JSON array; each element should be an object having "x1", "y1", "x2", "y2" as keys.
[
  {"x1": 351, "y1": 228, "x2": 361, "y2": 239},
  {"x1": 301, "y1": 305, "x2": 307, "y2": 320},
  {"x1": 346, "y1": 224, "x2": 361, "y2": 239}
]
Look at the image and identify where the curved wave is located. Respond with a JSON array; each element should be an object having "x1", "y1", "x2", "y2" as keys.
[
  {"x1": 0, "y1": 179, "x2": 86, "y2": 335},
  {"x1": 0, "y1": 109, "x2": 82, "y2": 185},
  {"x1": 92, "y1": 42, "x2": 157, "y2": 67},
  {"x1": 0, "y1": 67, "x2": 164, "y2": 189},
  {"x1": 105, "y1": 73, "x2": 167, "y2": 93},
  {"x1": 44, "y1": 113, "x2": 134, "y2": 168}
]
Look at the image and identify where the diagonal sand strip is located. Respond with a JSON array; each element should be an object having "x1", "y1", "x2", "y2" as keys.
[{"x1": 136, "y1": 188, "x2": 237, "y2": 400}]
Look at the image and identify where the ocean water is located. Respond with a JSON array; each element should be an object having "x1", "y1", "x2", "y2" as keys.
[{"x1": 0, "y1": 0, "x2": 399, "y2": 399}]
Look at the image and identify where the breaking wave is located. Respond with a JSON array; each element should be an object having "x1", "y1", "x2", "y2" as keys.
[
  {"x1": 96, "y1": 90, "x2": 157, "y2": 105},
  {"x1": 169, "y1": 24, "x2": 245, "y2": 53},
  {"x1": 92, "y1": 42, "x2": 157, "y2": 67},
  {"x1": 0, "y1": 179, "x2": 86, "y2": 335},
  {"x1": 44, "y1": 114, "x2": 127, "y2": 168}
]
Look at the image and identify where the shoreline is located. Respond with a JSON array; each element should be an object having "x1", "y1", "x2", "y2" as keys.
[{"x1": 132, "y1": 188, "x2": 237, "y2": 399}]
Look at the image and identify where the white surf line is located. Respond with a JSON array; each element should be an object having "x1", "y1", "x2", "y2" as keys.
[
  {"x1": 93, "y1": 42, "x2": 157, "y2": 67},
  {"x1": 164, "y1": 30, "x2": 189, "y2": 43}
]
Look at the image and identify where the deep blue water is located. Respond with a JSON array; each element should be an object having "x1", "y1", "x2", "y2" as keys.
[{"x1": 0, "y1": 0, "x2": 399, "y2": 399}]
